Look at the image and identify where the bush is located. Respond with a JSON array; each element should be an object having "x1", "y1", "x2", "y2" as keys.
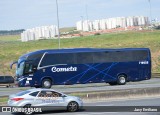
[{"x1": 94, "y1": 33, "x2": 101, "y2": 35}]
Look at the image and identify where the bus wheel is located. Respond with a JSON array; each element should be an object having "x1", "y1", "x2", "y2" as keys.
[
  {"x1": 35, "y1": 86, "x2": 40, "y2": 88},
  {"x1": 42, "y1": 79, "x2": 52, "y2": 88},
  {"x1": 117, "y1": 75, "x2": 126, "y2": 85},
  {"x1": 109, "y1": 82, "x2": 117, "y2": 86}
]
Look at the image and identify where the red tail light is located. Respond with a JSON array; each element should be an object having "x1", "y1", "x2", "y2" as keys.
[{"x1": 11, "y1": 98, "x2": 24, "y2": 101}]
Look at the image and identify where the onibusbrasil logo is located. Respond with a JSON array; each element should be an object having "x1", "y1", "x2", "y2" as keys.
[{"x1": 2, "y1": 107, "x2": 42, "y2": 114}]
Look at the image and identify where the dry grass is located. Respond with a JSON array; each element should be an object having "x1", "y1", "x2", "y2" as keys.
[{"x1": 0, "y1": 30, "x2": 160, "y2": 75}]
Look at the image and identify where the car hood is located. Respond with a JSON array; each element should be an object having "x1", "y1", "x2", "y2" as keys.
[{"x1": 67, "y1": 95, "x2": 80, "y2": 99}]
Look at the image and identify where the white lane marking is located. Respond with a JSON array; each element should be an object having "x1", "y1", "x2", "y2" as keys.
[
  {"x1": 76, "y1": 112, "x2": 118, "y2": 115},
  {"x1": 90, "y1": 113, "x2": 118, "y2": 114},
  {"x1": 96, "y1": 104, "x2": 114, "y2": 106}
]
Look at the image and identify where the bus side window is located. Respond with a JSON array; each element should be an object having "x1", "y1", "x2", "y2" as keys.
[
  {"x1": 93, "y1": 52, "x2": 109, "y2": 63},
  {"x1": 40, "y1": 53, "x2": 76, "y2": 67},
  {"x1": 76, "y1": 52, "x2": 93, "y2": 64}
]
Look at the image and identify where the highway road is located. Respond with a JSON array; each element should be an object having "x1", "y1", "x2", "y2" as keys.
[
  {"x1": 0, "y1": 78, "x2": 160, "y2": 97},
  {"x1": 1, "y1": 97, "x2": 160, "y2": 115}
]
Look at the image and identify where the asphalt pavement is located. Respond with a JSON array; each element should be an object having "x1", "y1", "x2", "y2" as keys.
[
  {"x1": 0, "y1": 78, "x2": 160, "y2": 97},
  {"x1": 1, "y1": 97, "x2": 160, "y2": 115}
]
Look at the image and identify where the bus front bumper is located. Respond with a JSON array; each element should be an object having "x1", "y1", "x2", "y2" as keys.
[{"x1": 18, "y1": 77, "x2": 33, "y2": 87}]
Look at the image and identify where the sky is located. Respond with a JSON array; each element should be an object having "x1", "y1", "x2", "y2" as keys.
[{"x1": 0, "y1": 0, "x2": 159, "y2": 30}]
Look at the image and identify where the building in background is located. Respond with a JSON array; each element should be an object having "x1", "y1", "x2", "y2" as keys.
[
  {"x1": 93, "y1": 20, "x2": 100, "y2": 31},
  {"x1": 21, "y1": 25, "x2": 58, "y2": 42},
  {"x1": 76, "y1": 16, "x2": 150, "y2": 31}
]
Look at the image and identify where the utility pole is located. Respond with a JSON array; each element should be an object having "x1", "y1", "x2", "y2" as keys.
[
  {"x1": 85, "y1": 0, "x2": 89, "y2": 31},
  {"x1": 85, "y1": 4, "x2": 88, "y2": 21},
  {"x1": 56, "y1": 0, "x2": 60, "y2": 49},
  {"x1": 81, "y1": 16, "x2": 84, "y2": 31},
  {"x1": 148, "y1": 0, "x2": 152, "y2": 24}
]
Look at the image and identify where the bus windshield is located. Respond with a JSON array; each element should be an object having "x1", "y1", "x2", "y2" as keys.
[
  {"x1": 16, "y1": 60, "x2": 34, "y2": 76},
  {"x1": 16, "y1": 61, "x2": 25, "y2": 76}
]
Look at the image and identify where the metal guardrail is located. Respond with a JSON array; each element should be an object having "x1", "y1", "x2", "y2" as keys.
[
  {"x1": 0, "y1": 83, "x2": 15, "y2": 87},
  {"x1": 152, "y1": 73, "x2": 160, "y2": 78}
]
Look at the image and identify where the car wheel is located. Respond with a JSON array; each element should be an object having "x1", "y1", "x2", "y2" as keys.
[
  {"x1": 23, "y1": 104, "x2": 33, "y2": 115},
  {"x1": 42, "y1": 79, "x2": 52, "y2": 88},
  {"x1": 108, "y1": 82, "x2": 118, "y2": 86},
  {"x1": 117, "y1": 75, "x2": 127, "y2": 85},
  {"x1": 67, "y1": 101, "x2": 79, "y2": 112}
]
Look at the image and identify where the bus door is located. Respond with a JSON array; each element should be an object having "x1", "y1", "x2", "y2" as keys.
[{"x1": 139, "y1": 60, "x2": 149, "y2": 80}]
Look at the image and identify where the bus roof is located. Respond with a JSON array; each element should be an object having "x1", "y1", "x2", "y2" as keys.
[{"x1": 20, "y1": 48, "x2": 150, "y2": 59}]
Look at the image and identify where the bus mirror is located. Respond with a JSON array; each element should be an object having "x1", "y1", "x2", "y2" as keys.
[{"x1": 10, "y1": 61, "x2": 18, "y2": 69}]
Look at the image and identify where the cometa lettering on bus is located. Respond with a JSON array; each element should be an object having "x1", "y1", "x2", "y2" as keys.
[{"x1": 51, "y1": 66, "x2": 77, "y2": 72}]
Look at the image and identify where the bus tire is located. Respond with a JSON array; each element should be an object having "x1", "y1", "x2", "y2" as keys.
[
  {"x1": 117, "y1": 75, "x2": 127, "y2": 85},
  {"x1": 35, "y1": 86, "x2": 40, "y2": 88},
  {"x1": 109, "y1": 82, "x2": 117, "y2": 86},
  {"x1": 42, "y1": 79, "x2": 52, "y2": 88}
]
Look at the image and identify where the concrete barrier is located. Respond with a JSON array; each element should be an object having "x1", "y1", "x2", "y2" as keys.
[
  {"x1": 152, "y1": 73, "x2": 160, "y2": 78},
  {"x1": 69, "y1": 87, "x2": 160, "y2": 101}
]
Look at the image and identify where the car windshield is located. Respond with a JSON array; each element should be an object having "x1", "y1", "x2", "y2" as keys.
[
  {"x1": 16, "y1": 60, "x2": 25, "y2": 76},
  {"x1": 16, "y1": 90, "x2": 31, "y2": 96}
]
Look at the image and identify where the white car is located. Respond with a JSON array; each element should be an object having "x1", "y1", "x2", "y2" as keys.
[{"x1": 8, "y1": 88, "x2": 83, "y2": 114}]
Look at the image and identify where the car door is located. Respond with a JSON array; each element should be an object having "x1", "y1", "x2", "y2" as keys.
[
  {"x1": 47, "y1": 91, "x2": 66, "y2": 110},
  {"x1": 49, "y1": 91, "x2": 65, "y2": 106},
  {"x1": 33, "y1": 91, "x2": 50, "y2": 107},
  {"x1": 33, "y1": 90, "x2": 65, "y2": 110}
]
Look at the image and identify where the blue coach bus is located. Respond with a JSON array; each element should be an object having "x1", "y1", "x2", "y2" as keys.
[{"x1": 11, "y1": 48, "x2": 151, "y2": 88}]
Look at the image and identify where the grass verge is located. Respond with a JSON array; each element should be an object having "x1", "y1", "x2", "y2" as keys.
[{"x1": 0, "y1": 30, "x2": 160, "y2": 75}]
